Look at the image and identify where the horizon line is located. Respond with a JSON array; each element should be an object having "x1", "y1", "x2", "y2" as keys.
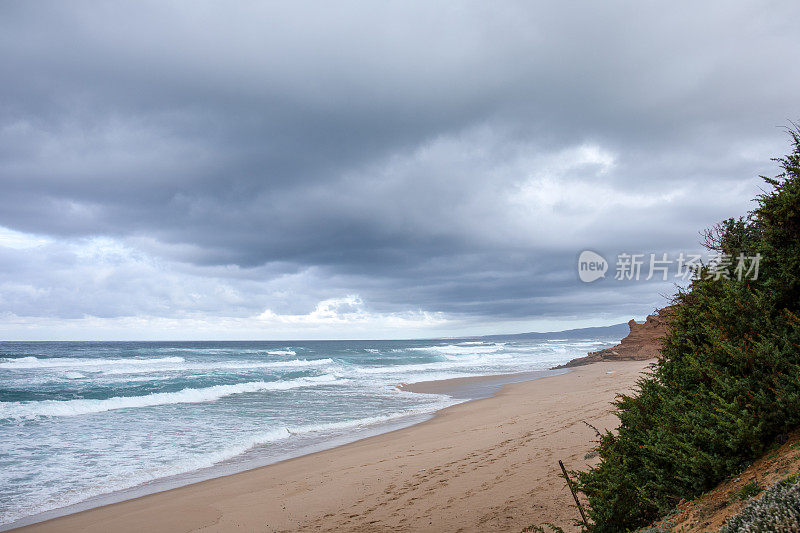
[{"x1": 0, "y1": 321, "x2": 630, "y2": 343}]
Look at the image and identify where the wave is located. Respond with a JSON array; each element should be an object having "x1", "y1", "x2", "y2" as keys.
[
  {"x1": 0, "y1": 356, "x2": 185, "y2": 369},
  {"x1": 98, "y1": 358, "x2": 334, "y2": 375},
  {"x1": 535, "y1": 340, "x2": 609, "y2": 348},
  {"x1": 250, "y1": 357, "x2": 326, "y2": 368},
  {"x1": 0, "y1": 356, "x2": 334, "y2": 377},
  {"x1": 0, "y1": 375, "x2": 341, "y2": 420},
  {"x1": 0, "y1": 398, "x2": 455, "y2": 526},
  {"x1": 133, "y1": 348, "x2": 293, "y2": 355},
  {"x1": 350, "y1": 356, "x2": 511, "y2": 376},
  {"x1": 410, "y1": 343, "x2": 506, "y2": 356},
  {"x1": 265, "y1": 350, "x2": 296, "y2": 356}
]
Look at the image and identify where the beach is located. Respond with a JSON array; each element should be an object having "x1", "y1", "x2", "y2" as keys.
[{"x1": 14, "y1": 358, "x2": 652, "y2": 532}]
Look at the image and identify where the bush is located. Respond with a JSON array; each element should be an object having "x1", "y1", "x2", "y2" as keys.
[
  {"x1": 576, "y1": 128, "x2": 800, "y2": 531},
  {"x1": 731, "y1": 481, "x2": 763, "y2": 502}
]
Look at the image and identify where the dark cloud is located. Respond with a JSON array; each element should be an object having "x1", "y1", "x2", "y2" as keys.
[{"x1": 0, "y1": 1, "x2": 798, "y2": 337}]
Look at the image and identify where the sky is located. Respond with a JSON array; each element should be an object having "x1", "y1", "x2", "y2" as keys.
[{"x1": 1, "y1": 1, "x2": 799, "y2": 340}]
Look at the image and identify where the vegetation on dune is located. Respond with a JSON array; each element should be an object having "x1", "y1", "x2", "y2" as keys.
[
  {"x1": 720, "y1": 473, "x2": 800, "y2": 532},
  {"x1": 730, "y1": 480, "x2": 764, "y2": 503},
  {"x1": 576, "y1": 128, "x2": 800, "y2": 531}
]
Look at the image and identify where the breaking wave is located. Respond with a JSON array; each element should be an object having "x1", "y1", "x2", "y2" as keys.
[{"x1": 0, "y1": 375, "x2": 341, "y2": 420}]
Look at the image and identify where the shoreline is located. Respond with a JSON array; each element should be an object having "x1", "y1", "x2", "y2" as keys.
[
  {"x1": 3, "y1": 368, "x2": 565, "y2": 531},
  {"x1": 10, "y1": 358, "x2": 652, "y2": 532},
  {"x1": 400, "y1": 368, "x2": 569, "y2": 398}
]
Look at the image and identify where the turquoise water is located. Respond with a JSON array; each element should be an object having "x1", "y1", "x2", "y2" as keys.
[{"x1": 0, "y1": 337, "x2": 613, "y2": 526}]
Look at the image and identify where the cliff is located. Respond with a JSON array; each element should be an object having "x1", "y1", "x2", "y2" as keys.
[{"x1": 554, "y1": 306, "x2": 674, "y2": 368}]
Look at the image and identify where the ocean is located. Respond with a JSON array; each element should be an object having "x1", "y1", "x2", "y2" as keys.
[{"x1": 0, "y1": 335, "x2": 617, "y2": 527}]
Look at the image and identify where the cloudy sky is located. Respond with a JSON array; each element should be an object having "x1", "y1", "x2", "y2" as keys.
[{"x1": 1, "y1": 1, "x2": 798, "y2": 340}]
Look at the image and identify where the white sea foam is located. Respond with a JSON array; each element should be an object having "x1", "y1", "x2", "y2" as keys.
[
  {"x1": 249, "y1": 357, "x2": 327, "y2": 368},
  {"x1": 98, "y1": 358, "x2": 334, "y2": 375},
  {"x1": 0, "y1": 337, "x2": 608, "y2": 527},
  {"x1": 0, "y1": 356, "x2": 185, "y2": 369},
  {"x1": 536, "y1": 340, "x2": 609, "y2": 348},
  {"x1": 0, "y1": 356, "x2": 335, "y2": 377},
  {"x1": 265, "y1": 350, "x2": 296, "y2": 356},
  {"x1": 410, "y1": 343, "x2": 506, "y2": 355},
  {"x1": 0, "y1": 375, "x2": 341, "y2": 420},
  {"x1": 0, "y1": 399, "x2": 454, "y2": 526},
  {"x1": 350, "y1": 357, "x2": 515, "y2": 377},
  {"x1": 353, "y1": 361, "x2": 465, "y2": 375}
]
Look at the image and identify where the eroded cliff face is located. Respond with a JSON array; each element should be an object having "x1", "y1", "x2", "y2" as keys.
[{"x1": 554, "y1": 306, "x2": 675, "y2": 368}]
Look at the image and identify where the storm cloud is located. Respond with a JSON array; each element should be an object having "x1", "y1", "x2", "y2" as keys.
[{"x1": 1, "y1": 1, "x2": 799, "y2": 339}]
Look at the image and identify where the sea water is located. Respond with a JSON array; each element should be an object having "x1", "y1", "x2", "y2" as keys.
[{"x1": 0, "y1": 336, "x2": 615, "y2": 526}]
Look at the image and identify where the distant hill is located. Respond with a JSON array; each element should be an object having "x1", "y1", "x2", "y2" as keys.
[{"x1": 467, "y1": 322, "x2": 631, "y2": 341}]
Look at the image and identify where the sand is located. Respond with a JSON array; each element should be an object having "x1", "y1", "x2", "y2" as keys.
[{"x1": 13, "y1": 359, "x2": 653, "y2": 533}]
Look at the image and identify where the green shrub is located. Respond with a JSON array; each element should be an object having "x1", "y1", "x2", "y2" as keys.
[
  {"x1": 576, "y1": 128, "x2": 800, "y2": 531},
  {"x1": 731, "y1": 481, "x2": 763, "y2": 502}
]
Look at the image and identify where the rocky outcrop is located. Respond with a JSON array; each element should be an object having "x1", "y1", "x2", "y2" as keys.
[{"x1": 554, "y1": 306, "x2": 675, "y2": 368}]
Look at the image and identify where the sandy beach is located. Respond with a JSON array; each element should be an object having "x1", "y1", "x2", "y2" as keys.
[{"x1": 14, "y1": 359, "x2": 652, "y2": 533}]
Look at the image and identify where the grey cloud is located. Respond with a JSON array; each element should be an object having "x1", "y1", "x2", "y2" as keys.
[{"x1": 0, "y1": 1, "x2": 798, "y2": 332}]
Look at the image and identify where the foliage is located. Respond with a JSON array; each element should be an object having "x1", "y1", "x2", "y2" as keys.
[
  {"x1": 731, "y1": 480, "x2": 763, "y2": 502},
  {"x1": 719, "y1": 474, "x2": 800, "y2": 532},
  {"x1": 576, "y1": 128, "x2": 800, "y2": 531}
]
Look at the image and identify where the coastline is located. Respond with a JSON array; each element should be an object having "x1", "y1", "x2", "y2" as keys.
[
  {"x1": 10, "y1": 358, "x2": 653, "y2": 532},
  {"x1": 3, "y1": 369, "x2": 565, "y2": 531},
  {"x1": 399, "y1": 368, "x2": 568, "y2": 398}
]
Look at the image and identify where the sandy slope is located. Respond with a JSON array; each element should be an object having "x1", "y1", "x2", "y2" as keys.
[{"x1": 14, "y1": 359, "x2": 652, "y2": 533}]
